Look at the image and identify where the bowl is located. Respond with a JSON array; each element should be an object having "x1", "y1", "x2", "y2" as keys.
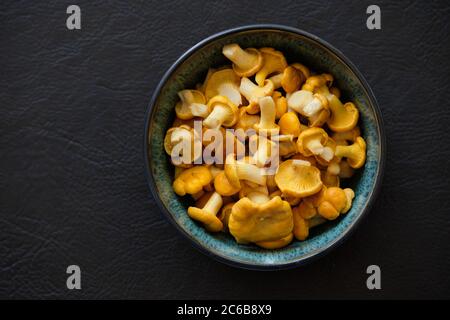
[{"x1": 144, "y1": 25, "x2": 385, "y2": 270}]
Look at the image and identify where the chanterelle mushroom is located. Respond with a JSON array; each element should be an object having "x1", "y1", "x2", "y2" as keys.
[
  {"x1": 239, "y1": 77, "x2": 274, "y2": 109},
  {"x1": 204, "y1": 69, "x2": 242, "y2": 107},
  {"x1": 275, "y1": 159, "x2": 323, "y2": 197},
  {"x1": 172, "y1": 165, "x2": 213, "y2": 196},
  {"x1": 222, "y1": 44, "x2": 263, "y2": 77},
  {"x1": 214, "y1": 171, "x2": 240, "y2": 196},
  {"x1": 228, "y1": 196, "x2": 293, "y2": 243},
  {"x1": 224, "y1": 154, "x2": 267, "y2": 188},
  {"x1": 164, "y1": 125, "x2": 199, "y2": 165},
  {"x1": 254, "y1": 96, "x2": 280, "y2": 134},
  {"x1": 203, "y1": 95, "x2": 239, "y2": 129},
  {"x1": 256, "y1": 233, "x2": 293, "y2": 249},
  {"x1": 281, "y1": 66, "x2": 305, "y2": 93},
  {"x1": 297, "y1": 127, "x2": 334, "y2": 161},
  {"x1": 334, "y1": 136, "x2": 366, "y2": 169},
  {"x1": 278, "y1": 112, "x2": 302, "y2": 137},
  {"x1": 175, "y1": 90, "x2": 210, "y2": 120},
  {"x1": 287, "y1": 90, "x2": 329, "y2": 124},
  {"x1": 188, "y1": 191, "x2": 224, "y2": 232},
  {"x1": 327, "y1": 96, "x2": 359, "y2": 132},
  {"x1": 255, "y1": 48, "x2": 288, "y2": 86}
]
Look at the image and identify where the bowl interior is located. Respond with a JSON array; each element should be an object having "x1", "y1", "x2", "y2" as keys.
[{"x1": 146, "y1": 28, "x2": 382, "y2": 269}]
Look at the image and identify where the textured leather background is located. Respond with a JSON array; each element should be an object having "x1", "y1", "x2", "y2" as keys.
[{"x1": 1, "y1": 0, "x2": 449, "y2": 299}]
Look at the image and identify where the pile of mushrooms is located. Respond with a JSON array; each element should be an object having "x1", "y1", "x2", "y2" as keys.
[{"x1": 163, "y1": 44, "x2": 367, "y2": 249}]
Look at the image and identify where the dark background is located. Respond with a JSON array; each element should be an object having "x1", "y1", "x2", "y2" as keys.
[{"x1": 1, "y1": 0, "x2": 449, "y2": 299}]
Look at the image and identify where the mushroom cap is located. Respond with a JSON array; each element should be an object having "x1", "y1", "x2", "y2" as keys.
[
  {"x1": 256, "y1": 233, "x2": 293, "y2": 249},
  {"x1": 291, "y1": 153, "x2": 318, "y2": 166},
  {"x1": 281, "y1": 66, "x2": 305, "y2": 93},
  {"x1": 342, "y1": 188, "x2": 355, "y2": 213},
  {"x1": 175, "y1": 90, "x2": 208, "y2": 120},
  {"x1": 214, "y1": 171, "x2": 241, "y2": 196},
  {"x1": 255, "y1": 48, "x2": 288, "y2": 86},
  {"x1": 279, "y1": 112, "x2": 302, "y2": 137},
  {"x1": 291, "y1": 63, "x2": 310, "y2": 79},
  {"x1": 172, "y1": 165, "x2": 213, "y2": 196},
  {"x1": 238, "y1": 182, "x2": 269, "y2": 199},
  {"x1": 295, "y1": 200, "x2": 317, "y2": 219},
  {"x1": 206, "y1": 95, "x2": 239, "y2": 127},
  {"x1": 222, "y1": 44, "x2": 263, "y2": 77},
  {"x1": 275, "y1": 159, "x2": 323, "y2": 197},
  {"x1": 297, "y1": 127, "x2": 329, "y2": 157},
  {"x1": 327, "y1": 97, "x2": 359, "y2": 132},
  {"x1": 187, "y1": 207, "x2": 223, "y2": 232},
  {"x1": 335, "y1": 136, "x2": 366, "y2": 169},
  {"x1": 292, "y1": 208, "x2": 309, "y2": 241},
  {"x1": 315, "y1": 137, "x2": 337, "y2": 166},
  {"x1": 228, "y1": 196, "x2": 293, "y2": 243},
  {"x1": 317, "y1": 187, "x2": 347, "y2": 220},
  {"x1": 204, "y1": 69, "x2": 242, "y2": 106},
  {"x1": 224, "y1": 154, "x2": 241, "y2": 189}
]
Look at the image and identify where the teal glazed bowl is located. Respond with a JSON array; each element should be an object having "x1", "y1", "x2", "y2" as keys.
[{"x1": 144, "y1": 25, "x2": 385, "y2": 270}]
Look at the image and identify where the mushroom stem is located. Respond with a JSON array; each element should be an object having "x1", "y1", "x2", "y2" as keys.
[
  {"x1": 268, "y1": 73, "x2": 283, "y2": 89},
  {"x1": 203, "y1": 103, "x2": 231, "y2": 128},
  {"x1": 236, "y1": 161, "x2": 266, "y2": 186},
  {"x1": 222, "y1": 44, "x2": 256, "y2": 71},
  {"x1": 257, "y1": 97, "x2": 277, "y2": 130},
  {"x1": 303, "y1": 97, "x2": 323, "y2": 117},
  {"x1": 306, "y1": 139, "x2": 324, "y2": 155},
  {"x1": 247, "y1": 192, "x2": 270, "y2": 204},
  {"x1": 202, "y1": 192, "x2": 223, "y2": 216},
  {"x1": 190, "y1": 103, "x2": 209, "y2": 118},
  {"x1": 335, "y1": 144, "x2": 358, "y2": 159}
]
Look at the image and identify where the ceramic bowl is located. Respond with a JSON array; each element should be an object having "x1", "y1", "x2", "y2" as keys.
[{"x1": 144, "y1": 25, "x2": 385, "y2": 270}]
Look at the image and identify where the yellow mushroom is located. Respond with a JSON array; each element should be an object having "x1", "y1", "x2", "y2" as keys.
[
  {"x1": 302, "y1": 74, "x2": 333, "y2": 91},
  {"x1": 239, "y1": 77, "x2": 274, "y2": 109},
  {"x1": 250, "y1": 134, "x2": 278, "y2": 167},
  {"x1": 327, "y1": 96, "x2": 359, "y2": 132},
  {"x1": 287, "y1": 90, "x2": 329, "y2": 126},
  {"x1": 278, "y1": 112, "x2": 302, "y2": 137},
  {"x1": 164, "y1": 125, "x2": 199, "y2": 165},
  {"x1": 317, "y1": 187, "x2": 352, "y2": 220},
  {"x1": 292, "y1": 208, "x2": 309, "y2": 240},
  {"x1": 291, "y1": 153, "x2": 317, "y2": 166},
  {"x1": 334, "y1": 137, "x2": 366, "y2": 169},
  {"x1": 254, "y1": 96, "x2": 280, "y2": 134},
  {"x1": 297, "y1": 127, "x2": 334, "y2": 161},
  {"x1": 281, "y1": 193, "x2": 302, "y2": 206},
  {"x1": 208, "y1": 165, "x2": 222, "y2": 179},
  {"x1": 218, "y1": 202, "x2": 235, "y2": 232},
  {"x1": 222, "y1": 44, "x2": 263, "y2": 77},
  {"x1": 228, "y1": 196, "x2": 293, "y2": 243},
  {"x1": 291, "y1": 62, "x2": 310, "y2": 79},
  {"x1": 214, "y1": 171, "x2": 241, "y2": 196},
  {"x1": 256, "y1": 233, "x2": 293, "y2": 249},
  {"x1": 342, "y1": 188, "x2": 355, "y2": 213},
  {"x1": 187, "y1": 191, "x2": 223, "y2": 232},
  {"x1": 266, "y1": 174, "x2": 278, "y2": 193},
  {"x1": 255, "y1": 48, "x2": 288, "y2": 86},
  {"x1": 203, "y1": 95, "x2": 239, "y2": 129},
  {"x1": 329, "y1": 86, "x2": 340, "y2": 98},
  {"x1": 173, "y1": 165, "x2": 213, "y2": 196},
  {"x1": 175, "y1": 90, "x2": 210, "y2": 120},
  {"x1": 204, "y1": 68, "x2": 242, "y2": 107},
  {"x1": 224, "y1": 153, "x2": 267, "y2": 188},
  {"x1": 281, "y1": 66, "x2": 305, "y2": 93},
  {"x1": 275, "y1": 159, "x2": 322, "y2": 197},
  {"x1": 268, "y1": 73, "x2": 283, "y2": 89},
  {"x1": 272, "y1": 91, "x2": 287, "y2": 119}
]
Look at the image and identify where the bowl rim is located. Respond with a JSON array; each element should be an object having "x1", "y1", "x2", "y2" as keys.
[{"x1": 143, "y1": 24, "x2": 386, "y2": 270}]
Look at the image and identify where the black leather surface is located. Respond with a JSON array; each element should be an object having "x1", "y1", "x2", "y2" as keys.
[{"x1": 1, "y1": 0, "x2": 450, "y2": 299}]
